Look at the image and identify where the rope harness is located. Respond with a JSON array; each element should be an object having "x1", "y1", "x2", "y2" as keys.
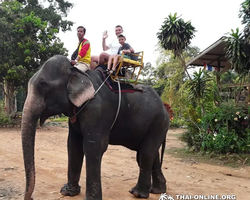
[{"x1": 69, "y1": 67, "x2": 122, "y2": 130}]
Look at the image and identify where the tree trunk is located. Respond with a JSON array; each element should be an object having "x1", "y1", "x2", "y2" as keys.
[
  {"x1": 179, "y1": 55, "x2": 192, "y2": 80},
  {"x1": 3, "y1": 79, "x2": 15, "y2": 117}
]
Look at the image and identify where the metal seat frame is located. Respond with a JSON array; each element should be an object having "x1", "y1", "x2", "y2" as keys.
[{"x1": 110, "y1": 51, "x2": 144, "y2": 84}]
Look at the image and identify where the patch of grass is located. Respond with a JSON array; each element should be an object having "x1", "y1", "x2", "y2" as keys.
[
  {"x1": 169, "y1": 132, "x2": 184, "y2": 137},
  {"x1": 166, "y1": 147, "x2": 250, "y2": 168},
  {"x1": 44, "y1": 116, "x2": 68, "y2": 128},
  {"x1": 49, "y1": 116, "x2": 68, "y2": 122},
  {"x1": 169, "y1": 118, "x2": 186, "y2": 128}
]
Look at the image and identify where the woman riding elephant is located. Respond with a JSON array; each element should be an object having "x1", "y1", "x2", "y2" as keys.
[{"x1": 21, "y1": 55, "x2": 170, "y2": 200}]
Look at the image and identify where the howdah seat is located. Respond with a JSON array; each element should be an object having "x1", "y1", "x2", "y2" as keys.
[{"x1": 110, "y1": 51, "x2": 144, "y2": 84}]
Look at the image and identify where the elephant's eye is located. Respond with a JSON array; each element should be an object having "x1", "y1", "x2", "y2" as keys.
[{"x1": 39, "y1": 81, "x2": 48, "y2": 89}]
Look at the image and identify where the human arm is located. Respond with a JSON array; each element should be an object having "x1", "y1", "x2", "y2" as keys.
[
  {"x1": 129, "y1": 47, "x2": 134, "y2": 53},
  {"x1": 123, "y1": 48, "x2": 134, "y2": 54},
  {"x1": 78, "y1": 40, "x2": 90, "y2": 58},
  {"x1": 123, "y1": 43, "x2": 134, "y2": 54},
  {"x1": 71, "y1": 56, "x2": 81, "y2": 65},
  {"x1": 102, "y1": 30, "x2": 110, "y2": 51}
]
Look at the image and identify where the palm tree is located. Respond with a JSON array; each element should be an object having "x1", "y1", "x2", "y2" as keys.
[
  {"x1": 157, "y1": 13, "x2": 196, "y2": 80},
  {"x1": 224, "y1": 0, "x2": 250, "y2": 77},
  {"x1": 223, "y1": 28, "x2": 248, "y2": 75},
  {"x1": 187, "y1": 69, "x2": 213, "y2": 116},
  {"x1": 239, "y1": 0, "x2": 250, "y2": 43}
]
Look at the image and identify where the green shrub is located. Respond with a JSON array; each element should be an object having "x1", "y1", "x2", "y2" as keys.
[
  {"x1": 181, "y1": 104, "x2": 250, "y2": 154},
  {"x1": 50, "y1": 115, "x2": 68, "y2": 122},
  {"x1": 0, "y1": 101, "x2": 9, "y2": 124},
  {"x1": 179, "y1": 106, "x2": 202, "y2": 150},
  {"x1": 0, "y1": 100, "x2": 16, "y2": 125},
  {"x1": 200, "y1": 128, "x2": 250, "y2": 153},
  {"x1": 179, "y1": 129, "x2": 202, "y2": 151},
  {"x1": 200, "y1": 104, "x2": 249, "y2": 136},
  {"x1": 0, "y1": 115, "x2": 11, "y2": 125},
  {"x1": 169, "y1": 118, "x2": 185, "y2": 128}
]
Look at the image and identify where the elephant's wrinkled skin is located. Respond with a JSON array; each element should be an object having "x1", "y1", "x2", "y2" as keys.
[{"x1": 21, "y1": 55, "x2": 169, "y2": 200}]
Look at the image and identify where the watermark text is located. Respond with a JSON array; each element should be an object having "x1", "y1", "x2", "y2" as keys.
[
  {"x1": 175, "y1": 194, "x2": 236, "y2": 200},
  {"x1": 159, "y1": 193, "x2": 236, "y2": 200}
]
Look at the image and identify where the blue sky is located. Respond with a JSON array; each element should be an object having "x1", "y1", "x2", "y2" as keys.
[{"x1": 59, "y1": 0, "x2": 244, "y2": 65}]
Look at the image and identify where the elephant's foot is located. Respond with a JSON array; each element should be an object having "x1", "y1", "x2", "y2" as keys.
[
  {"x1": 83, "y1": 197, "x2": 102, "y2": 200},
  {"x1": 151, "y1": 170, "x2": 166, "y2": 194},
  {"x1": 60, "y1": 183, "x2": 81, "y2": 196},
  {"x1": 129, "y1": 186, "x2": 149, "y2": 198},
  {"x1": 150, "y1": 183, "x2": 166, "y2": 194}
]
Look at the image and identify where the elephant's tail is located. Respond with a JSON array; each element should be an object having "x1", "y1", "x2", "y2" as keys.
[
  {"x1": 160, "y1": 137, "x2": 166, "y2": 167},
  {"x1": 160, "y1": 102, "x2": 171, "y2": 166}
]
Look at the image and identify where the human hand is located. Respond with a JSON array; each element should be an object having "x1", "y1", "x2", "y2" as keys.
[
  {"x1": 103, "y1": 30, "x2": 108, "y2": 39},
  {"x1": 123, "y1": 50, "x2": 130, "y2": 53},
  {"x1": 71, "y1": 60, "x2": 77, "y2": 65}
]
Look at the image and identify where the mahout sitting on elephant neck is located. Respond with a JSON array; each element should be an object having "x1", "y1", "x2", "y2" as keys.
[{"x1": 21, "y1": 55, "x2": 170, "y2": 200}]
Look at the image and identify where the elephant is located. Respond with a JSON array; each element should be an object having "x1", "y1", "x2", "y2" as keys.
[{"x1": 21, "y1": 55, "x2": 170, "y2": 200}]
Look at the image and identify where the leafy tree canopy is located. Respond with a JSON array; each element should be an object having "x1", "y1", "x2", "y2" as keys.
[
  {"x1": 157, "y1": 13, "x2": 196, "y2": 58},
  {"x1": 157, "y1": 13, "x2": 196, "y2": 80},
  {"x1": 239, "y1": 0, "x2": 250, "y2": 43},
  {"x1": 224, "y1": 0, "x2": 250, "y2": 76},
  {"x1": 0, "y1": 0, "x2": 73, "y2": 87},
  {"x1": 154, "y1": 45, "x2": 199, "y2": 100}
]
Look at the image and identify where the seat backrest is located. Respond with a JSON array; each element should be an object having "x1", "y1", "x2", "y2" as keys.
[{"x1": 126, "y1": 52, "x2": 141, "y2": 61}]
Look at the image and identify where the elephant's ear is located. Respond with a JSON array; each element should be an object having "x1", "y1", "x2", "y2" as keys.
[{"x1": 67, "y1": 72, "x2": 95, "y2": 107}]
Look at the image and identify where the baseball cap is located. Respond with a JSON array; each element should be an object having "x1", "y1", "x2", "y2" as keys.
[{"x1": 118, "y1": 33, "x2": 126, "y2": 38}]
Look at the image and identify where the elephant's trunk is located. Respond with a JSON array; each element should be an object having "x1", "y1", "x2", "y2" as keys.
[
  {"x1": 21, "y1": 84, "x2": 44, "y2": 200},
  {"x1": 21, "y1": 119, "x2": 36, "y2": 200}
]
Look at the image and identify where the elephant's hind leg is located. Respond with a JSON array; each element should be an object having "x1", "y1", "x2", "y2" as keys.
[
  {"x1": 129, "y1": 167, "x2": 151, "y2": 198},
  {"x1": 60, "y1": 125, "x2": 84, "y2": 196},
  {"x1": 150, "y1": 152, "x2": 166, "y2": 194},
  {"x1": 129, "y1": 145, "x2": 155, "y2": 198}
]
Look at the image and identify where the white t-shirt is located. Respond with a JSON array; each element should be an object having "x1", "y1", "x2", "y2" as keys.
[
  {"x1": 107, "y1": 38, "x2": 120, "y2": 55},
  {"x1": 107, "y1": 37, "x2": 130, "y2": 55}
]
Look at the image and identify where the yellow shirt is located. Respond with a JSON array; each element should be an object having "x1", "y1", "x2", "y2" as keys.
[{"x1": 78, "y1": 39, "x2": 91, "y2": 64}]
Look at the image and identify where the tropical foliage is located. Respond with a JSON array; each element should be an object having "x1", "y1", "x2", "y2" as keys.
[
  {"x1": 182, "y1": 105, "x2": 250, "y2": 153},
  {"x1": 0, "y1": 0, "x2": 73, "y2": 115},
  {"x1": 223, "y1": 29, "x2": 248, "y2": 74},
  {"x1": 140, "y1": 62, "x2": 157, "y2": 87},
  {"x1": 187, "y1": 69, "x2": 215, "y2": 115},
  {"x1": 157, "y1": 13, "x2": 196, "y2": 58},
  {"x1": 223, "y1": 0, "x2": 250, "y2": 76},
  {"x1": 239, "y1": 0, "x2": 250, "y2": 43},
  {"x1": 157, "y1": 6, "x2": 250, "y2": 154},
  {"x1": 157, "y1": 13, "x2": 196, "y2": 80}
]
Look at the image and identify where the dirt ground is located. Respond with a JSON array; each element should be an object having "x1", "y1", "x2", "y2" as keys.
[{"x1": 0, "y1": 125, "x2": 250, "y2": 200}]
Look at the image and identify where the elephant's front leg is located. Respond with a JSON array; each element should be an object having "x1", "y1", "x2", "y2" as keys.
[
  {"x1": 61, "y1": 125, "x2": 84, "y2": 196},
  {"x1": 83, "y1": 133, "x2": 109, "y2": 200}
]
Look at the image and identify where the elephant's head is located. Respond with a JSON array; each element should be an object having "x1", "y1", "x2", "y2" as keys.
[{"x1": 21, "y1": 55, "x2": 95, "y2": 200}]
